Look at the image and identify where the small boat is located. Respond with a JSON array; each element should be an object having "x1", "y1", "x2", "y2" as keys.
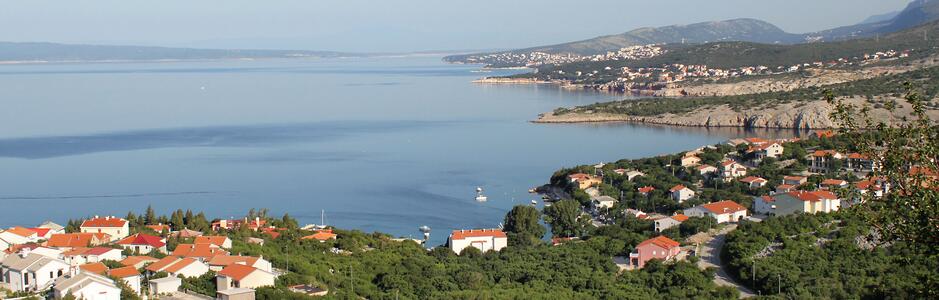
[
  {"x1": 530, "y1": 199, "x2": 538, "y2": 205},
  {"x1": 528, "y1": 188, "x2": 537, "y2": 193},
  {"x1": 475, "y1": 187, "x2": 488, "y2": 202}
]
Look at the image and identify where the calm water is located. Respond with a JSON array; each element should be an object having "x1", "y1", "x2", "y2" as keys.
[{"x1": 0, "y1": 57, "x2": 798, "y2": 245}]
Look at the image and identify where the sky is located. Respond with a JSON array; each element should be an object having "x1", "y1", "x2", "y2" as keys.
[{"x1": 0, "y1": 0, "x2": 913, "y2": 53}]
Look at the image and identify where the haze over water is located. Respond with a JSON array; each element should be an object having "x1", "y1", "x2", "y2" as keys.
[{"x1": 0, "y1": 57, "x2": 797, "y2": 245}]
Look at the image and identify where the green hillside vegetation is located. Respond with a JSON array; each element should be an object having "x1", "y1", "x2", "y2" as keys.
[
  {"x1": 553, "y1": 66, "x2": 939, "y2": 117},
  {"x1": 518, "y1": 20, "x2": 939, "y2": 83}
]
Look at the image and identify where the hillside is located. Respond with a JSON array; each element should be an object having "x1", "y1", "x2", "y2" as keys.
[
  {"x1": 808, "y1": 0, "x2": 939, "y2": 42},
  {"x1": 0, "y1": 42, "x2": 358, "y2": 62}
]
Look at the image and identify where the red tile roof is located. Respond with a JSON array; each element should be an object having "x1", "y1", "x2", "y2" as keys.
[
  {"x1": 84, "y1": 247, "x2": 118, "y2": 256},
  {"x1": 784, "y1": 176, "x2": 805, "y2": 181},
  {"x1": 449, "y1": 229, "x2": 506, "y2": 240},
  {"x1": 5, "y1": 227, "x2": 37, "y2": 238},
  {"x1": 637, "y1": 236, "x2": 680, "y2": 250},
  {"x1": 108, "y1": 266, "x2": 140, "y2": 278},
  {"x1": 301, "y1": 230, "x2": 338, "y2": 241},
  {"x1": 46, "y1": 233, "x2": 108, "y2": 248},
  {"x1": 121, "y1": 256, "x2": 159, "y2": 267},
  {"x1": 146, "y1": 224, "x2": 172, "y2": 233},
  {"x1": 79, "y1": 262, "x2": 108, "y2": 275},
  {"x1": 669, "y1": 184, "x2": 689, "y2": 193},
  {"x1": 637, "y1": 186, "x2": 655, "y2": 193},
  {"x1": 740, "y1": 176, "x2": 767, "y2": 183},
  {"x1": 671, "y1": 214, "x2": 689, "y2": 222},
  {"x1": 171, "y1": 243, "x2": 228, "y2": 258},
  {"x1": 27, "y1": 228, "x2": 51, "y2": 237},
  {"x1": 218, "y1": 264, "x2": 257, "y2": 281},
  {"x1": 812, "y1": 150, "x2": 841, "y2": 157},
  {"x1": 164, "y1": 258, "x2": 199, "y2": 274},
  {"x1": 194, "y1": 236, "x2": 229, "y2": 247},
  {"x1": 699, "y1": 200, "x2": 747, "y2": 215},
  {"x1": 117, "y1": 233, "x2": 166, "y2": 248},
  {"x1": 146, "y1": 257, "x2": 181, "y2": 272},
  {"x1": 207, "y1": 255, "x2": 260, "y2": 267},
  {"x1": 821, "y1": 179, "x2": 848, "y2": 186},
  {"x1": 81, "y1": 217, "x2": 127, "y2": 228},
  {"x1": 787, "y1": 191, "x2": 838, "y2": 202}
]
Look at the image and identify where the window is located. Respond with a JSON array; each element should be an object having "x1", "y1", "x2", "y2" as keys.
[
  {"x1": 57, "y1": 270, "x2": 63, "y2": 277},
  {"x1": 50, "y1": 271, "x2": 53, "y2": 279}
]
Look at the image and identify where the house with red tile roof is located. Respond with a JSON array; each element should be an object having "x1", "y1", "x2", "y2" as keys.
[
  {"x1": 810, "y1": 150, "x2": 844, "y2": 173},
  {"x1": 719, "y1": 160, "x2": 747, "y2": 182},
  {"x1": 696, "y1": 164, "x2": 718, "y2": 176},
  {"x1": 145, "y1": 224, "x2": 172, "y2": 234},
  {"x1": 448, "y1": 229, "x2": 507, "y2": 254},
  {"x1": 27, "y1": 228, "x2": 53, "y2": 240},
  {"x1": 194, "y1": 236, "x2": 232, "y2": 249},
  {"x1": 109, "y1": 266, "x2": 142, "y2": 295},
  {"x1": 45, "y1": 233, "x2": 110, "y2": 250},
  {"x1": 301, "y1": 230, "x2": 338, "y2": 242},
  {"x1": 121, "y1": 256, "x2": 160, "y2": 269},
  {"x1": 171, "y1": 243, "x2": 229, "y2": 261},
  {"x1": 637, "y1": 186, "x2": 655, "y2": 196},
  {"x1": 207, "y1": 255, "x2": 273, "y2": 273},
  {"x1": 211, "y1": 217, "x2": 267, "y2": 232},
  {"x1": 783, "y1": 176, "x2": 807, "y2": 186},
  {"x1": 79, "y1": 216, "x2": 129, "y2": 242},
  {"x1": 216, "y1": 264, "x2": 275, "y2": 292},
  {"x1": 739, "y1": 176, "x2": 768, "y2": 189},
  {"x1": 846, "y1": 153, "x2": 878, "y2": 172},
  {"x1": 628, "y1": 236, "x2": 682, "y2": 269},
  {"x1": 747, "y1": 142, "x2": 784, "y2": 162},
  {"x1": 147, "y1": 257, "x2": 209, "y2": 278},
  {"x1": 79, "y1": 262, "x2": 109, "y2": 275},
  {"x1": 685, "y1": 200, "x2": 748, "y2": 223},
  {"x1": 0, "y1": 227, "x2": 39, "y2": 248},
  {"x1": 668, "y1": 184, "x2": 695, "y2": 203},
  {"x1": 775, "y1": 184, "x2": 798, "y2": 194},
  {"x1": 567, "y1": 173, "x2": 602, "y2": 190},
  {"x1": 820, "y1": 179, "x2": 849, "y2": 189},
  {"x1": 117, "y1": 233, "x2": 167, "y2": 254},
  {"x1": 654, "y1": 214, "x2": 689, "y2": 232},
  {"x1": 754, "y1": 190, "x2": 840, "y2": 216},
  {"x1": 172, "y1": 228, "x2": 204, "y2": 238}
]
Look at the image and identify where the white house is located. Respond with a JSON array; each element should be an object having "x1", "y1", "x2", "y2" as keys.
[
  {"x1": 685, "y1": 200, "x2": 748, "y2": 223},
  {"x1": 719, "y1": 160, "x2": 747, "y2": 182},
  {"x1": 0, "y1": 251, "x2": 70, "y2": 293},
  {"x1": 207, "y1": 255, "x2": 273, "y2": 273},
  {"x1": 0, "y1": 227, "x2": 38, "y2": 246},
  {"x1": 37, "y1": 221, "x2": 65, "y2": 235},
  {"x1": 739, "y1": 176, "x2": 768, "y2": 189},
  {"x1": 79, "y1": 216, "x2": 129, "y2": 242},
  {"x1": 448, "y1": 229, "x2": 507, "y2": 254},
  {"x1": 108, "y1": 266, "x2": 142, "y2": 295},
  {"x1": 748, "y1": 142, "x2": 784, "y2": 162},
  {"x1": 654, "y1": 214, "x2": 689, "y2": 232},
  {"x1": 668, "y1": 184, "x2": 695, "y2": 203},
  {"x1": 53, "y1": 271, "x2": 121, "y2": 300},
  {"x1": 116, "y1": 233, "x2": 167, "y2": 254},
  {"x1": 625, "y1": 170, "x2": 645, "y2": 181},
  {"x1": 696, "y1": 164, "x2": 718, "y2": 176},
  {"x1": 754, "y1": 190, "x2": 841, "y2": 216},
  {"x1": 194, "y1": 236, "x2": 233, "y2": 249},
  {"x1": 148, "y1": 276, "x2": 182, "y2": 296},
  {"x1": 591, "y1": 196, "x2": 618, "y2": 211},
  {"x1": 810, "y1": 150, "x2": 845, "y2": 173},
  {"x1": 783, "y1": 176, "x2": 807, "y2": 186},
  {"x1": 160, "y1": 258, "x2": 209, "y2": 278},
  {"x1": 680, "y1": 155, "x2": 701, "y2": 167},
  {"x1": 216, "y1": 264, "x2": 276, "y2": 291}
]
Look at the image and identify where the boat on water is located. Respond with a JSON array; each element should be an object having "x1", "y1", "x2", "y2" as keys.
[
  {"x1": 530, "y1": 199, "x2": 537, "y2": 205},
  {"x1": 475, "y1": 187, "x2": 488, "y2": 202}
]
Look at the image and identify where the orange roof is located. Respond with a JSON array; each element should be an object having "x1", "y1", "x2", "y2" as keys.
[
  {"x1": 669, "y1": 184, "x2": 689, "y2": 192},
  {"x1": 164, "y1": 258, "x2": 199, "y2": 274},
  {"x1": 80, "y1": 217, "x2": 127, "y2": 228},
  {"x1": 62, "y1": 247, "x2": 91, "y2": 257},
  {"x1": 207, "y1": 255, "x2": 259, "y2": 267},
  {"x1": 79, "y1": 262, "x2": 108, "y2": 275},
  {"x1": 5, "y1": 226, "x2": 37, "y2": 238},
  {"x1": 146, "y1": 257, "x2": 181, "y2": 272},
  {"x1": 671, "y1": 214, "x2": 689, "y2": 222},
  {"x1": 117, "y1": 233, "x2": 166, "y2": 248},
  {"x1": 449, "y1": 229, "x2": 506, "y2": 240},
  {"x1": 84, "y1": 247, "x2": 118, "y2": 256},
  {"x1": 784, "y1": 176, "x2": 805, "y2": 181},
  {"x1": 146, "y1": 224, "x2": 172, "y2": 233},
  {"x1": 721, "y1": 160, "x2": 738, "y2": 167},
  {"x1": 813, "y1": 150, "x2": 840, "y2": 157},
  {"x1": 172, "y1": 243, "x2": 229, "y2": 258},
  {"x1": 173, "y1": 229, "x2": 203, "y2": 238},
  {"x1": 637, "y1": 186, "x2": 655, "y2": 193},
  {"x1": 194, "y1": 236, "x2": 229, "y2": 247},
  {"x1": 217, "y1": 264, "x2": 257, "y2": 281},
  {"x1": 301, "y1": 230, "x2": 338, "y2": 241},
  {"x1": 46, "y1": 233, "x2": 108, "y2": 248},
  {"x1": 815, "y1": 130, "x2": 835, "y2": 138},
  {"x1": 744, "y1": 137, "x2": 768, "y2": 144},
  {"x1": 699, "y1": 200, "x2": 747, "y2": 215},
  {"x1": 821, "y1": 179, "x2": 847, "y2": 186},
  {"x1": 697, "y1": 164, "x2": 715, "y2": 170},
  {"x1": 637, "y1": 236, "x2": 680, "y2": 250},
  {"x1": 787, "y1": 191, "x2": 838, "y2": 202},
  {"x1": 740, "y1": 176, "x2": 766, "y2": 183},
  {"x1": 776, "y1": 184, "x2": 796, "y2": 190},
  {"x1": 108, "y1": 266, "x2": 140, "y2": 278},
  {"x1": 121, "y1": 256, "x2": 159, "y2": 267}
]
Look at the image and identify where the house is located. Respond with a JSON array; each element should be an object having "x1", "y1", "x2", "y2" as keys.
[
  {"x1": 211, "y1": 217, "x2": 266, "y2": 232},
  {"x1": 217, "y1": 287, "x2": 256, "y2": 300},
  {"x1": 37, "y1": 221, "x2": 65, "y2": 235},
  {"x1": 216, "y1": 264, "x2": 275, "y2": 291},
  {"x1": 172, "y1": 228, "x2": 204, "y2": 238},
  {"x1": 748, "y1": 142, "x2": 784, "y2": 162},
  {"x1": 628, "y1": 236, "x2": 682, "y2": 269},
  {"x1": 171, "y1": 243, "x2": 229, "y2": 261},
  {"x1": 109, "y1": 266, "x2": 142, "y2": 295},
  {"x1": 117, "y1": 233, "x2": 167, "y2": 255},
  {"x1": 820, "y1": 179, "x2": 849, "y2": 189},
  {"x1": 289, "y1": 284, "x2": 329, "y2": 297},
  {"x1": 776, "y1": 184, "x2": 797, "y2": 194},
  {"x1": 810, "y1": 150, "x2": 844, "y2": 173},
  {"x1": 637, "y1": 186, "x2": 655, "y2": 196},
  {"x1": 66, "y1": 247, "x2": 123, "y2": 265},
  {"x1": 301, "y1": 229, "x2": 338, "y2": 242},
  {"x1": 246, "y1": 237, "x2": 265, "y2": 246},
  {"x1": 194, "y1": 236, "x2": 232, "y2": 249},
  {"x1": 163, "y1": 258, "x2": 209, "y2": 278},
  {"x1": 27, "y1": 228, "x2": 53, "y2": 240},
  {"x1": 719, "y1": 160, "x2": 747, "y2": 182},
  {"x1": 53, "y1": 271, "x2": 121, "y2": 300},
  {"x1": 0, "y1": 251, "x2": 70, "y2": 293},
  {"x1": 121, "y1": 256, "x2": 159, "y2": 269},
  {"x1": 680, "y1": 155, "x2": 701, "y2": 167},
  {"x1": 685, "y1": 200, "x2": 748, "y2": 223},
  {"x1": 0, "y1": 227, "x2": 39, "y2": 246},
  {"x1": 814, "y1": 130, "x2": 835, "y2": 138},
  {"x1": 669, "y1": 185, "x2": 694, "y2": 203},
  {"x1": 739, "y1": 176, "x2": 768, "y2": 189},
  {"x1": 26, "y1": 247, "x2": 62, "y2": 260},
  {"x1": 846, "y1": 153, "x2": 878, "y2": 172},
  {"x1": 567, "y1": 173, "x2": 602, "y2": 190},
  {"x1": 591, "y1": 196, "x2": 618, "y2": 211},
  {"x1": 654, "y1": 214, "x2": 688, "y2": 232},
  {"x1": 783, "y1": 176, "x2": 807, "y2": 186},
  {"x1": 46, "y1": 233, "x2": 110, "y2": 250},
  {"x1": 145, "y1": 223, "x2": 172, "y2": 234},
  {"x1": 148, "y1": 276, "x2": 182, "y2": 295},
  {"x1": 79, "y1": 216, "x2": 129, "y2": 242},
  {"x1": 696, "y1": 164, "x2": 718, "y2": 176},
  {"x1": 754, "y1": 190, "x2": 840, "y2": 216},
  {"x1": 207, "y1": 255, "x2": 272, "y2": 273},
  {"x1": 625, "y1": 170, "x2": 645, "y2": 181},
  {"x1": 448, "y1": 229, "x2": 507, "y2": 254},
  {"x1": 855, "y1": 179, "x2": 886, "y2": 200},
  {"x1": 79, "y1": 262, "x2": 109, "y2": 275},
  {"x1": 624, "y1": 209, "x2": 647, "y2": 220}
]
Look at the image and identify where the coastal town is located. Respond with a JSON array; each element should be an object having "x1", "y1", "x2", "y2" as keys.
[{"x1": 0, "y1": 129, "x2": 921, "y2": 300}]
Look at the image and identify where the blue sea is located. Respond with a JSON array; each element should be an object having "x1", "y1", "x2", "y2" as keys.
[{"x1": 0, "y1": 56, "x2": 798, "y2": 245}]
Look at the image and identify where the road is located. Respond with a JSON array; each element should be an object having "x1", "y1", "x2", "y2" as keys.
[{"x1": 694, "y1": 224, "x2": 756, "y2": 298}]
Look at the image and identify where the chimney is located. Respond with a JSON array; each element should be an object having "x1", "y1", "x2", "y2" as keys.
[
  {"x1": 19, "y1": 247, "x2": 31, "y2": 258},
  {"x1": 94, "y1": 215, "x2": 99, "y2": 219}
]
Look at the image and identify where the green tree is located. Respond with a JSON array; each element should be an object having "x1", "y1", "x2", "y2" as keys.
[
  {"x1": 543, "y1": 200, "x2": 591, "y2": 237},
  {"x1": 502, "y1": 205, "x2": 546, "y2": 247},
  {"x1": 145, "y1": 205, "x2": 156, "y2": 225}
]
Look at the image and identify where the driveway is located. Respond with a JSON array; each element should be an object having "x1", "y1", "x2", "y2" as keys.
[{"x1": 694, "y1": 224, "x2": 756, "y2": 298}]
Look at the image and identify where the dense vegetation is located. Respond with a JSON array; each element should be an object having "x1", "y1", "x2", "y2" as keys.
[
  {"x1": 723, "y1": 212, "x2": 937, "y2": 298},
  {"x1": 553, "y1": 65, "x2": 939, "y2": 117}
]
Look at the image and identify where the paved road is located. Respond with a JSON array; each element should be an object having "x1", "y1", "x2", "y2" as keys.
[{"x1": 695, "y1": 224, "x2": 756, "y2": 298}]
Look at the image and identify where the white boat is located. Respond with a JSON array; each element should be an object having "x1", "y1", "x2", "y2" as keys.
[{"x1": 475, "y1": 187, "x2": 488, "y2": 202}]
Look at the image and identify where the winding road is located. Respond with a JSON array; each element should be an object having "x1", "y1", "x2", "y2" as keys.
[{"x1": 693, "y1": 224, "x2": 756, "y2": 298}]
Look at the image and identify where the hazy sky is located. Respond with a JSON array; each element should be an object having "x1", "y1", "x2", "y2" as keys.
[{"x1": 0, "y1": 0, "x2": 912, "y2": 52}]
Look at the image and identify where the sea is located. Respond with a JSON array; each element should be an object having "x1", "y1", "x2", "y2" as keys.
[{"x1": 0, "y1": 56, "x2": 800, "y2": 245}]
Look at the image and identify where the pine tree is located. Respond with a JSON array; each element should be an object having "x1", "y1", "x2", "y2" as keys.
[{"x1": 145, "y1": 205, "x2": 156, "y2": 225}]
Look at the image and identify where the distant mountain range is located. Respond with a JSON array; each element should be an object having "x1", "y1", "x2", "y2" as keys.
[
  {"x1": 446, "y1": 0, "x2": 939, "y2": 65},
  {"x1": 0, "y1": 42, "x2": 363, "y2": 62}
]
